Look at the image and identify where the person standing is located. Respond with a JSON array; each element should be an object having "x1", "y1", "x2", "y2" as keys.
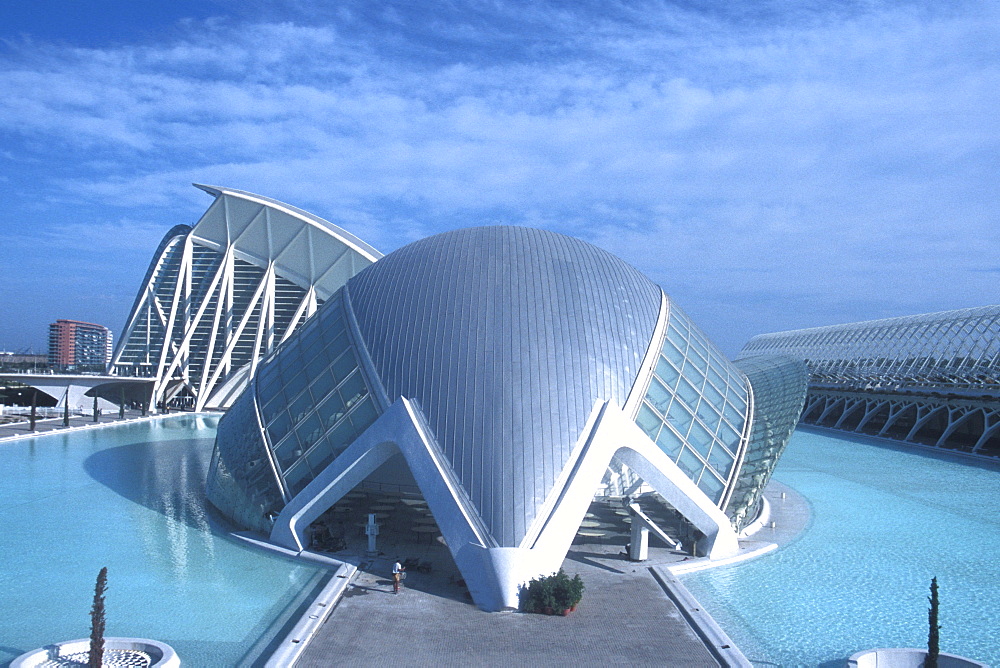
[{"x1": 392, "y1": 560, "x2": 405, "y2": 594}]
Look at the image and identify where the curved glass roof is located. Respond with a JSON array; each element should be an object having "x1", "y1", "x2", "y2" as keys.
[
  {"x1": 741, "y1": 305, "x2": 1000, "y2": 390},
  {"x1": 347, "y1": 226, "x2": 663, "y2": 546},
  {"x1": 634, "y1": 302, "x2": 750, "y2": 505}
]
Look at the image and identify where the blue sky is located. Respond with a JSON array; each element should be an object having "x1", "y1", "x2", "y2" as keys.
[{"x1": 1, "y1": 0, "x2": 997, "y2": 357}]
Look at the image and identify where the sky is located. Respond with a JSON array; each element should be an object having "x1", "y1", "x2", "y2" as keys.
[{"x1": 1, "y1": 0, "x2": 997, "y2": 357}]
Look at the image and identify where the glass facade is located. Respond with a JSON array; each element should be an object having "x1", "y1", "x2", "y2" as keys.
[
  {"x1": 634, "y1": 303, "x2": 750, "y2": 504},
  {"x1": 206, "y1": 388, "x2": 284, "y2": 533},
  {"x1": 254, "y1": 290, "x2": 380, "y2": 498},
  {"x1": 725, "y1": 355, "x2": 809, "y2": 530},
  {"x1": 741, "y1": 305, "x2": 1000, "y2": 391}
]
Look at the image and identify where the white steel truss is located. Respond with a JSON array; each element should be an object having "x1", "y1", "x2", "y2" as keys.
[
  {"x1": 741, "y1": 305, "x2": 1000, "y2": 391},
  {"x1": 110, "y1": 185, "x2": 382, "y2": 412}
]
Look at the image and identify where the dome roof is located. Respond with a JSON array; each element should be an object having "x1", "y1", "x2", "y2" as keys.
[{"x1": 347, "y1": 226, "x2": 662, "y2": 545}]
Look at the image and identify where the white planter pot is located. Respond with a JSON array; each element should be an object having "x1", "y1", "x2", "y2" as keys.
[
  {"x1": 10, "y1": 637, "x2": 179, "y2": 667},
  {"x1": 848, "y1": 648, "x2": 987, "y2": 668}
]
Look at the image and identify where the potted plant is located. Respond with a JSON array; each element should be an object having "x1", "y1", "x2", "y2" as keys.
[
  {"x1": 521, "y1": 569, "x2": 585, "y2": 616},
  {"x1": 10, "y1": 568, "x2": 180, "y2": 668}
]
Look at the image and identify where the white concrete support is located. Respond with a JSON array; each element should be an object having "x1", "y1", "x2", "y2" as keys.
[
  {"x1": 935, "y1": 406, "x2": 978, "y2": 447},
  {"x1": 271, "y1": 397, "x2": 739, "y2": 612},
  {"x1": 833, "y1": 397, "x2": 865, "y2": 429},
  {"x1": 110, "y1": 185, "x2": 382, "y2": 411},
  {"x1": 905, "y1": 404, "x2": 945, "y2": 441}
]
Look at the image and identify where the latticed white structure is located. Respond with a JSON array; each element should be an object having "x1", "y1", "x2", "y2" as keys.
[
  {"x1": 741, "y1": 305, "x2": 1000, "y2": 455},
  {"x1": 110, "y1": 185, "x2": 381, "y2": 412}
]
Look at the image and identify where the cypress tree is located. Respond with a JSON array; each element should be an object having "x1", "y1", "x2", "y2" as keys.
[
  {"x1": 927, "y1": 576, "x2": 940, "y2": 667},
  {"x1": 89, "y1": 567, "x2": 108, "y2": 667}
]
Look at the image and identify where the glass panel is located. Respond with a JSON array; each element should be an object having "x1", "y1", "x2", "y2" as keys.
[
  {"x1": 677, "y1": 447, "x2": 702, "y2": 477},
  {"x1": 706, "y1": 367, "x2": 727, "y2": 393},
  {"x1": 339, "y1": 372, "x2": 366, "y2": 409},
  {"x1": 666, "y1": 399, "x2": 693, "y2": 436},
  {"x1": 695, "y1": 399, "x2": 721, "y2": 431},
  {"x1": 645, "y1": 377, "x2": 671, "y2": 414},
  {"x1": 636, "y1": 405, "x2": 661, "y2": 440},
  {"x1": 683, "y1": 362, "x2": 705, "y2": 388},
  {"x1": 708, "y1": 445, "x2": 735, "y2": 479},
  {"x1": 728, "y1": 389, "x2": 748, "y2": 413},
  {"x1": 322, "y1": 318, "x2": 346, "y2": 342},
  {"x1": 331, "y1": 351, "x2": 356, "y2": 382},
  {"x1": 328, "y1": 419, "x2": 356, "y2": 454},
  {"x1": 295, "y1": 413, "x2": 324, "y2": 449},
  {"x1": 675, "y1": 377, "x2": 699, "y2": 409},
  {"x1": 296, "y1": 315, "x2": 320, "y2": 345},
  {"x1": 304, "y1": 349, "x2": 328, "y2": 381},
  {"x1": 260, "y1": 393, "x2": 285, "y2": 425},
  {"x1": 655, "y1": 357, "x2": 680, "y2": 386},
  {"x1": 284, "y1": 461, "x2": 313, "y2": 497},
  {"x1": 319, "y1": 300, "x2": 342, "y2": 324},
  {"x1": 309, "y1": 370, "x2": 336, "y2": 403},
  {"x1": 665, "y1": 324, "x2": 686, "y2": 350},
  {"x1": 282, "y1": 371, "x2": 308, "y2": 405},
  {"x1": 686, "y1": 349, "x2": 708, "y2": 373},
  {"x1": 349, "y1": 397, "x2": 378, "y2": 431},
  {"x1": 723, "y1": 402, "x2": 745, "y2": 428},
  {"x1": 701, "y1": 381, "x2": 724, "y2": 408},
  {"x1": 278, "y1": 346, "x2": 302, "y2": 378},
  {"x1": 717, "y1": 422, "x2": 742, "y2": 452},
  {"x1": 257, "y1": 367, "x2": 281, "y2": 405},
  {"x1": 317, "y1": 391, "x2": 346, "y2": 430},
  {"x1": 274, "y1": 434, "x2": 304, "y2": 470},
  {"x1": 300, "y1": 335, "x2": 325, "y2": 367},
  {"x1": 688, "y1": 421, "x2": 713, "y2": 457},
  {"x1": 655, "y1": 426, "x2": 684, "y2": 458},
  {"x1": 306, "y1": 438, "x2": 334, "y2": 474},
  {"x1": 326, "y1": 331, "x2": 349, "y2": 358},
  {"x1": 697, "y1": 471, "x2": 724, "y2": 503},
  {"x1": 288, "y1": 391, "x2": 313, "y2": 424},
  {"x1": 662, "y1": 338, "x2": 686, "y2": 366},
  {"x1": 266, "y1": 410, "x2": 292, "y2": 445},
  {"x1": 688, "y1": 335, "x2": 709, "y2": 362}
]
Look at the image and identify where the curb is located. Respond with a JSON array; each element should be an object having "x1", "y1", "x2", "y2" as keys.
[{"x1": 650, "y1": 566, "x2": 752, "y2": 668}]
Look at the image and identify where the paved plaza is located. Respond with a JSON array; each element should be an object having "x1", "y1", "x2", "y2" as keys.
[
  {"x1": 296, "y1": 545, "x2": 721, "y2": 667},
  {"x1": 292, "y1": 485, "x2": 807, "y2": 667}
]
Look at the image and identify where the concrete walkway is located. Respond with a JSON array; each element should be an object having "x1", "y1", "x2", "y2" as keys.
[
  {"x1": 296, "y1": 546, "x2": 721, "y2": 667},
  {"x1": 292, "y1": 483, "x2": 811, "y2": 667},
  {"x1": 0, "y1": 409, "x2": 178, "y2": 441}
]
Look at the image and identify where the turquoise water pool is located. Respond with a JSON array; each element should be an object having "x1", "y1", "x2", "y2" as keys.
[
  {"x1": 0, "y1": 416, "x2": 325, "y2": 667},
  {"x1": 684, "y1": 427, "x2": 1000, "y2": 666}
]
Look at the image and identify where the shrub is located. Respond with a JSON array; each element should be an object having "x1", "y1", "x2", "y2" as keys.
[{"x1": 521, "y1": 569, "x2": 584, "y2": 614}]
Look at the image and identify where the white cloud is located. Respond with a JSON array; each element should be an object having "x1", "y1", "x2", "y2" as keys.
[{"x1": 1, "y1": 0, "x2": 998, "y2": 352}]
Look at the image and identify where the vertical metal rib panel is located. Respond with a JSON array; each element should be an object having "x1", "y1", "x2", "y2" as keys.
[{"x1": 346, "y1": 226, "x2": 661, "y2": 546}]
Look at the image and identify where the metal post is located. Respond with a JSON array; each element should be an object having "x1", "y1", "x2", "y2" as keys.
[
  {"x1": 365, "y1": 513, "x2": 380, "y2": 557},
  {"x1": 29, "y1": 390, "x2": 37, "y2": 432}
]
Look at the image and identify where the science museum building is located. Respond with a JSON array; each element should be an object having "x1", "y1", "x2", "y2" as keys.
[{"x1": 165, "y1": 187, "x2": 812, "y2": 611}]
